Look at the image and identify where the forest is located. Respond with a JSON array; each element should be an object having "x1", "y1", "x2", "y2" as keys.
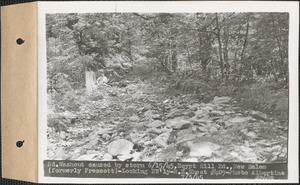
[{"x1": 47, "y1": 13, "x2": 289, "y2": 163}]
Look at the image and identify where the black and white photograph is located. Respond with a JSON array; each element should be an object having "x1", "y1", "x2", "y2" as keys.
[{"x1": 40, "y1": 1, "x2": 298, "y2": 182}]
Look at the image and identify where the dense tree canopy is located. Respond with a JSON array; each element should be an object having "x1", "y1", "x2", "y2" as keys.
[{"x1": 47, "y1": 12, "x2": 289, "y2": 86}]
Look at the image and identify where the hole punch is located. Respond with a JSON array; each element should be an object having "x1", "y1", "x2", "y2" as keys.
[
  {"x1": 16, "y1": 140, "x2": 25, "y2": 148},
  {"x1": 16, "y1": 38, "x2": 25, "y2": 45}
]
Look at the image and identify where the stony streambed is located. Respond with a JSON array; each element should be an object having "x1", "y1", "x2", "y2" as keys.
[{"x1": 47, "y1": 79, "x2": 288, "y2": 163}]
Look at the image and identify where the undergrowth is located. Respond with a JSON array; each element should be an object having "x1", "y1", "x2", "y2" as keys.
[{"x1": 162, "y1": 74, "x2": 289, "y2": 124}]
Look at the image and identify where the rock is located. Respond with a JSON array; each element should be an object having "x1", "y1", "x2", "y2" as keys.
[
  {"x1": 270, "y1": 145, "x2": 282, "y2": 151},
  {"x1": 102, "y1": 153, "x2": 113, "y2": 161},
  {"x1": 154, "y1": 132, "x2": 170, "y2": 148},
  {"x1": 107, "y1": 139, "x2": 134, "y2": 156},
  {"x1": 147, "y1": 120, "x2": 164, "y2": 128},
  {"x1": 126, "y1": 84, "x2": 138, "y2": 90},
  {"x1": 144, "y1": 110, "x2": 160, "y2": 119},
  {"x1": 129, "y1": 114, "x2": 139, "y2": 122},
  {"x1": 117, "y1": 154, "x2": 133, "y2": 161},
  {"x1": 281, "y1": 146, "x2": 287, "y2": 154},
  {"x1": 194, "y1": 109, "x2": 204, "y2": 117},
  {"x1": 182, "y1": 158, "x2": 198, "y2": 162},
  {"x1": 114, "y1": 136, "x2": 121, "y2": 140},
  {"x1": 225, "y1": 111, "x2": 234, "y2": 114},
  {"x1": 270, "y1": 155, "x2": 278, "y2": 162},
  {"x1": 130, "y1": 131, "x2": 146, "y2": 144},
  {"x1": 60, "y1": 131, "x2": 66, "y2": 139},
  {"x1": 198, "y1": 126, "x2": 209, "y2": 132},
  {"x1": 249, "y1": 110, "x2": 271, "y2": 122},
  {"x1": 230, "y1": 151, "x2": 239, "y2": 157},
  {"x1": 240, "y1": 128, "x2": 248, "y2": 134},
  {"x1": 165, "y1": 117, "x2": 191, "y2": 130},
  {"x1": 225, "y1": 116, "x2": 252, "y2": 126},
  {"x1": 279, "y1": 152, "x2": 287, "y2": 158},
  {"x1": 209, "y1": 126, "x2": 218, "y2": 134},
  {"x1": 192, "y1": 125, "x2": 197, "y2": 132},
  {"x1": 177, "y1": 133, "x2": 197, "y2": 143},
  {"x1": 188, "y1": 103, "x2": 201, "y2": 111},
  {"x1": 211, "y1": 116, "x2": 223, "y2": 121},
  {"x1": 144, "y1": 140, "x2": 154, "y2": 146},
  {"x1": 189, "y1": 116, "x2": 208, "y2": 124},
  {"x1": 209, "y1": 110, "x2": 225, "y2": 116},
  {"x1": 89, "y1": 94, "x2": 104, "y2": 101},
  {"x1": 166, "y1": 109, "x2": 186, "y2": 119},
  {"x1": 177, "y1": 128, "x2": 193, "y2": 137},
  {"x1": 53, "y1": 147, "x2": 66, "y2": 160},
  {"x1": 102, "y1": 133, "x2": 111, "y2": 140},
  {"x1": 246, "y1": 131, "x2": 257, "y2": 138},
  {"x1": 272, "y1": 151, "x2": 281, "y2": 156},
  {"x1": 132, "y1": 152, "x2": 142, "y2": 161},
  {"x1": 77, "y1": 154, "x2": 99, "y2": 160},
  {"x1": 240, "y1": 146, "x2": 253, "y2": 153},
  {"x1": 176, "y1": 151, "x2": 183, "y2": 158},
  {"x1": 163, "y1": 99, "x2": 170, "y2": 104},
  {"x1": 147, "y1": 128, "x2": 163, "y2": 135},
  {"x1": 96, "y1": 127, "x2": 114, "y2": 135},
  {"x1": 109, "y1": 91, "x2": 118, "y2": 96},
  {"x1": 137, "y1": 107, "x2": 146, "y2": 112},
  {"x1": 155, "y1": 138, "x2": 168, "y2": 148},
  {"x1": 187, "y1": 141, "x2": 221, "y2": 158},
  {"x1": 212, "y1": 96, "x2": 231, "y2": 104}
]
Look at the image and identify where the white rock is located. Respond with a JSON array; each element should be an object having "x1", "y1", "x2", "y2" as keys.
[
  {"x1": 107, "y1": 139, "x2": 134, "y2": 156},
  {"x1": 209, "y1": 127, "x2": 218, "y2": 133},
  {"x1": 165, "y1": 117, "x2": 191, "y2": 130},
  {"x1": 187, "y1": 141, "x2": 221, "y2": 158},
  {"x1": 132, "y1": 152, "x2": 142, "y2": 161},
  {"x1": 129, "y1": 114, "x2": 139, "y2": 122},
  {"x1": 212, "y1": 96, "x2": 231, "y2": 104},
  {"x1": 117, "y1": 154, "x2": 133, "y2": 161},
  {"x1": 154, "y1": 132, "x2": 170, "y2": 147},
  {"x1": 230, "y1": 151, "x2": 239, "y2": 157},
  {"x1": 102, "y1": 153, "x2": 113, "y2": 161},
  {"x1": 182, "y1": 158, "x2": 198, "y2": 162}
]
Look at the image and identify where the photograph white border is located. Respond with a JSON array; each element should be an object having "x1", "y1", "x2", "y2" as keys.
[{"x1": 38, "y1": 1, "x2": 299, "y2": 183}]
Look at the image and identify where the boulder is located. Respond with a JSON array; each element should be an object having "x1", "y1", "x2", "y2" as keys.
[
  {"x1": 147, "y1": 120, "x2": 164, "y2": 128},
  {"x1": 249, "y1": 110, "x2": 271, "y2": 122},
  {"x1": 212, "y1": 96, "x2": 231, "y2": 104},
  {"x1": 181, "y1": 158, "x2": 198, "y2": 162},
  {"x1": 102, "y1": 153, "x2": 113, "y2": 161},
  {"x1": 77, "y1": 154, "x2": 99, "y2": 160},
  {"x1": 107, "y1": 139, "x2": 134, "y2": 156},
  {"x1": 208, "y1": 110, "x2": 225, "y2": 116},
  {"x1": 187, "y1": 141, "x2": 221, "y2": 158},
  {"x1": 147, "y1": 128, "x2": 163, "y2": 135},
  {"x1": 225, "y1": 116, "x2": 252, "y2": 126},
  {"x1": 165, "y1": 117, "x2": 191, "y2": 130},
  {"x1": 144, "y1": 110, "x2": 160, "y2": 119},
  {"x1": 128, "y1": 114, "x2": 139, "y2": 122},
  {"x1": 166, "y1": 108, "x2": 186, "y2": 119},
  {"x1": 154, "y1": 132, "x2": 170, "y2": 147},
  {"x1": 117, "y1": 154, "x2": 133, "y2": 161}
]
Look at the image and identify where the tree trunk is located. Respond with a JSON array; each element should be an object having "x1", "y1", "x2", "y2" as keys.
[
  {"x1": 240, "y1": 17, "x2": 250, "y2": 62},
  {"x1": 240, "y1": 16, "x2": 250, "y2": 78},
  {"x1": 271, "y1": 14, "x2": 285, "y2": 79},
  {"x1": 215, "y1": 13, "x2": 224, "y2": 80},
  {"x1": 223, "y1": 26, "x2": 230, "y2": 80}
]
